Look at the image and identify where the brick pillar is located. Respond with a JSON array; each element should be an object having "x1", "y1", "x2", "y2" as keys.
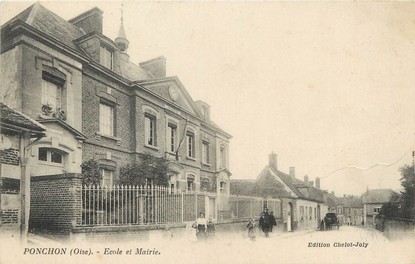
[{"x1": 30, "y1": 173, "x2": 83, "y2": 232}]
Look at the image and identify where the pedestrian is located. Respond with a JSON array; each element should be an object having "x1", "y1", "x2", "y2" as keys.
[
  {"x1": 163, "y1": 225, "x2": 173, "y2": 240},
  {"x1": 207, "y1": 218, "x2": 216, "y2": 240},
  {"x1": 270, "y1": 211, "x2": 277, "y2": 232},
  {"x1": 246, "y1": 219, "x2": 256, "y2": 241},
  {"x1": 186, "y1": 221, "x2": 198, "y2": 242},
  {"x1": 196, "y1": 212, "x2": 207, "y2": 241},
  {"x1": 259, "y1": 209, "x2": 271, "y2": 237}
]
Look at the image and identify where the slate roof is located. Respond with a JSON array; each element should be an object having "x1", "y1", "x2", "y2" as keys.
[
  {"x1": 0, "y1": 102, "x2": 46, "y2": 134},
  {"x1": 4, "y1": 3, "x2": 85, "y2": 52},
  {"x1": 348, "y1": 197, "x2": 363, "y2": 208},
  {"x1": 1, "y1": 3, "x2": 231, "y2": 138},
  {"x1": 324, "y1": 193, "x2": 338, "y2": 208},
  {"x1": 361, "y1": 189, "x2": 397, "y2": 204}
]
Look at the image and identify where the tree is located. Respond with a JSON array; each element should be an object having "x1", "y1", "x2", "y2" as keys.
[
  {"x1": 379, "y1": 193, "x2": 401, "y2": 217},
  {"x1": 81, "y1": 159, "x2": 101, "y2": 186},
  {"x1": 119, "y1": 154, "x2": 172, "y2": 186},
  {"x1": 399, "y1": 165, "x2": 415, "y2": 219}
]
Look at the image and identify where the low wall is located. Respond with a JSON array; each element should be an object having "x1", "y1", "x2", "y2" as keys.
[
  {"x1": 381, "y1": 217, "x2": 415, "y2": 240},
  {"x1": 30, "y1": 173, "x2": 82, "y2": 232},
  {"x1": 67, "y1": 218, "x2": 287, "y2": 243}
]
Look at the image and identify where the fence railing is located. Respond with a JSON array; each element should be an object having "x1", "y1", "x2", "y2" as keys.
[{"x1": 81, "y1": 185, "x2": 281, "y2": 226}]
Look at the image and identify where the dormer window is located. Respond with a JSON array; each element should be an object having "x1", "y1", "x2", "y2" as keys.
[{"x1": 100, "y1": 45, "x2": 113, "y2": 70}]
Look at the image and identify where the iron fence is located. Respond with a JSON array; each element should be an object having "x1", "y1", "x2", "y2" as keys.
[{"x1": 81, "y1": 185, "x2": 281, "y2": 226}]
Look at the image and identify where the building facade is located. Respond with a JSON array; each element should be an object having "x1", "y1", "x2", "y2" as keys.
[
  {"x1": 361, "y1": 189, "x2": 397, "y2": 227},
  {"x1": 0, "y1": 3, "x2": 231, "y2": 228}
]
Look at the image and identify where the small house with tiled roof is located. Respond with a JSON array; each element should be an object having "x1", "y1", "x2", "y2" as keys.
[
  {"x1": 0, "y1": 102, "x2": 46, "y2": 229},
  {"x1": 361, "y1": 188, "x2": 397, "y2": 226},
  {"x1": 231, "y1": 152, "x2": 328, "y2": 232}
]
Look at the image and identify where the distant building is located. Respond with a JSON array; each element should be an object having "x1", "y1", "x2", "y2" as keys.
[
  {"x1": 361, "y1": 189, "x2": 397, "y2": 226},
  {"x1": 343, "y1": 195, "x2": 364, "y2": 226},
  {"x1": 231, "y1": 152, "x2": 327, "y2": 232}
]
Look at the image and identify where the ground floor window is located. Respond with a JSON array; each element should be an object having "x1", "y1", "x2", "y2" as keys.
[
  {"x1": 101, "y1": 169, "x2": 113, "y2": 187},
  {"x1": 38, "y1": 148, "x2": 64, "y2": 165}
]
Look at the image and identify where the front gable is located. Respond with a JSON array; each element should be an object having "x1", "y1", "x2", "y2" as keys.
[
  {"x1": 134, "y1": 77, "x2": 202, "y2": 118},
  {"x1": 256, "y1": 167, "x2": 297, "y2": 198}
]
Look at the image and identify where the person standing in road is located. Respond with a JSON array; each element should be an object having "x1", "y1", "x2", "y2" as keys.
[
  {"x1": 247, "y1": 219, "x2": 256, "y2": 241},
  {"x1": 259, "y1": 209, "x2": 271, "y2": 237},
  {"x1": 270, "y1": 211, "x2": 277, "y2": 232},
  {"x1": 196, "y1": 212, "x2": 207, "y2": 241},
  {"x1": 207, "y1": 218, "x2": 216, "y2": 240}
]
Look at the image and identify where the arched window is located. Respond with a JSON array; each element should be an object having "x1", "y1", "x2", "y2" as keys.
[{"x1": 38, "y1": 147, "x2": 65, "y2": 165}]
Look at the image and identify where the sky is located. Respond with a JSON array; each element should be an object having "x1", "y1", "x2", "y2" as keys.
[{"x1": 1, "y1": 1, "x2": 415, "y2": 196}]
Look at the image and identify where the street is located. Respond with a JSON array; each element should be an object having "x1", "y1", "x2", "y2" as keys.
[{"x1": 1, "y1": 226, "x2": 414, "y2": 264}]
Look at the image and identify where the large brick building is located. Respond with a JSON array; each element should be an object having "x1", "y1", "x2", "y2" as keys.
[{"x1": 0, "y1": 2, "x2": 231, "y2": 227}]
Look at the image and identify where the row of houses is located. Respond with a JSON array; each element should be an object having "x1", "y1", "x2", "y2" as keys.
[
  {"x1": 0, "y1": 3, "x2": 231, "y2": 232},
  {"x1": 230, "y1": 152, "x2": 398, "y2": 231}
]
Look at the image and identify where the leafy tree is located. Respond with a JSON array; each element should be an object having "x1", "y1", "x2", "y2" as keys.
[
  {"x1": 399, "y1": 165, "x2": 415, "y2": 219},
  {"x1": 119, "y1": 154, "x2": 172, "y2": 186},
  {"x1": 81, "y1": 159, "x2": 101, "y2": 186},
  {"x1": 379, "y1": 193, "x2": 401, "y2": 217}
]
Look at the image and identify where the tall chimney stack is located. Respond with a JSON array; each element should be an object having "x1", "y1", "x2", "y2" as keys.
[
  {"x1": 268, "y1": 152, "x2": 278, "y2": 171},
  {"x1": 289, "y1": 167, "x2": 295, "y2": 179},
  {"x1": 309, "y1": 181, "x2": 314, "y2": 187},
  {"x1": 304, "y1": 175, "x2": 309, "y2": 185},
  {"x1": 315, "y1": 177, "x2": 320, "y2": 189}
]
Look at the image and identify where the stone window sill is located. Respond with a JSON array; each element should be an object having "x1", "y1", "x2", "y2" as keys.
[
  {"x1": 145, "y1": 144, "x2": 159, "y2": 151},
  {"x1": 186, "y1": 156, "x2": 196, "y2": 161},
  {"x1": 95, "y1": 132, "x2": 122, "y2": 146}
]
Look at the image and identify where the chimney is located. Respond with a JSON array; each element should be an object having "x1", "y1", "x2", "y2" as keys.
[
  {"x1": 69, "y1": 7, "x2": 104, "y2": 34},
  {"x1": 304, "y1": 175, "x2": 309, "y2": 185},
  {"x1": 289, "y1": 167, "x2": 295, "y2": 179},
  {"x1": 331, "y1": 191, "x2": 335, "y2": 196},
  {"x1": 268, "y1": 152, "x2": 278, "y2": 171},
  {"x1": 315, "y1": 177, "x2": 320, "y2": 189},
  {"x1": 139, "y1": 56, "x2": 167, "y2": 78},
  {"x1": 309, "y1": 181, "x2": 314, "y2": 187}
]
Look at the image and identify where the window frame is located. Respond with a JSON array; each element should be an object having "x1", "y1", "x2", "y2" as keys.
[
  {"x1": 37, "y1": 147, "x2": 64, "y2": 167},
  {"x1": 101, "y1": 168, "x2": 114, "y2": 187},
  {"x1": 99, "y1": 101, "x2": 115, "y2": 137},
  {"x1": 186, "y1": 131, "x2": 195, "y2": 159},
  {"x1": 145, "y1": 114, "x2": 157, "y2": 147},
  {"x1": 41, "y1": 79, "x2": 63, "y2": 113},
  {"x1": 202, "y1": 141, "x2": 210, "y2": 164},
  {"x1": 100, "y1": 45, "x2": 114, "y2": 70},
  {"x1": 168, "y1": 123, "x2": 177, "y2": 153}
]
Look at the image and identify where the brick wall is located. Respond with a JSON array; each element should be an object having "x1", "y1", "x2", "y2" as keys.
[
  {"x1": 82, "y1": 69, "x2": 135, "y2": 179},
  {"x1": 0, "y1": 149, "x2": 19, "y2": 165},
  {"x1": 29, "y1": 173, "x2": 82, "y2": 232},
  {"x1": 1, "y1": 209, "x2": 18, "y2": 224}
]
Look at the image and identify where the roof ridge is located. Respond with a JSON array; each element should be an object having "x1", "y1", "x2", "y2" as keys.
[{"x1": 25, "y1": 2, "x2": 41, "y2": 25}]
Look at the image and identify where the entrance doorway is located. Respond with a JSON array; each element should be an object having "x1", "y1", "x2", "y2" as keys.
[{"x1": 287, "y1": 202, "x2": 294, "y2": 232}]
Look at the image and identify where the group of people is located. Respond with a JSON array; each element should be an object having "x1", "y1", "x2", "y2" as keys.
[
  {"x1": 247, "y1": 208, "x2": 277, "y2": 239},
  {"x1": 187, "y1": 213, "x2": 216, "y2": 242}
]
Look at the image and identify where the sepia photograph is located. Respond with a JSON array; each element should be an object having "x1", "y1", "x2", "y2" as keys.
[{"x1": 0, "y1": 1, "x2": 415, "y2": 263}]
